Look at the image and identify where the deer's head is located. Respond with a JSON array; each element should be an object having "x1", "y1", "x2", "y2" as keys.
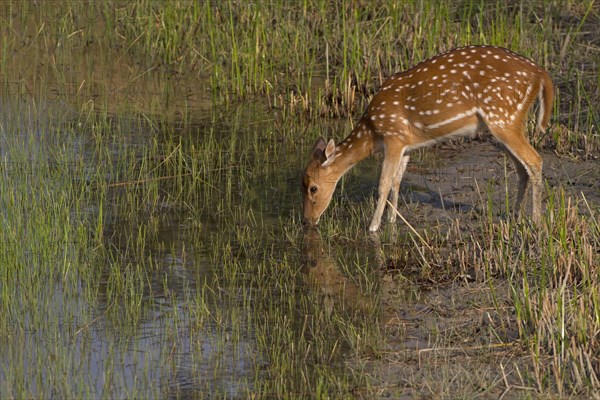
[{"x1": 302, "y1": 137, "x2": 340, "y2": 226}]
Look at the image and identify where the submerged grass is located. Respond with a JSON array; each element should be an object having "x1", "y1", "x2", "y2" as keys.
[
  {"x1": 0, "y1": 98, "x2": 381, "y2": 397},
  {"x1": 0, "y1": 0, "x2": 599, "y2": 398}
]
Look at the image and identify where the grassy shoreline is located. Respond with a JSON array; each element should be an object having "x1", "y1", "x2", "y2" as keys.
[{"x1": 2, "y1": 1, "x2": 598, "y2": 154}]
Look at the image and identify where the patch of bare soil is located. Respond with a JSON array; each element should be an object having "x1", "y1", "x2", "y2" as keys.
[
  {"x1": 396, "y1": 140, "x2": 599, "y2": 226},
  {"x1": 363, "y1": 279, "x2": 528, "y2": 399}
]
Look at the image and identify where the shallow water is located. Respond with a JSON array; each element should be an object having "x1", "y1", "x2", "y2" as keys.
[{"x1": 0, "y1": 83, "x2": 387, "y2": 398}]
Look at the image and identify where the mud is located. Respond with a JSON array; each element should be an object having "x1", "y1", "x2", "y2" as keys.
[{"x1": 387, "y1": 139, "x2": 598, "y2": 226}]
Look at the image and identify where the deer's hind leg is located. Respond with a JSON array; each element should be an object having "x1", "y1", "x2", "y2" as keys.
[{"x1": 489, "y1": 124, "x2": 543, "y2": 223}]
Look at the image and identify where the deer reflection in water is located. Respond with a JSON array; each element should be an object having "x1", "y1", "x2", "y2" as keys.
[{"x1": 300, "y1": 228, "x2": 382, "y2": 318}]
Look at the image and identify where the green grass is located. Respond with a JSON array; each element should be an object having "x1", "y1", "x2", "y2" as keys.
[
  {"x1": 0, "y1": 0, "x2": 599, "y2": 398},
  {"x1": 2, "y1": 1, "x2": 598, "y2": 152}
]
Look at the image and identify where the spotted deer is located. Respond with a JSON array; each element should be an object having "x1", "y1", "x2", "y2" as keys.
[{"x1": 302, "y1": 45, "x2": 554, "y2": 232}]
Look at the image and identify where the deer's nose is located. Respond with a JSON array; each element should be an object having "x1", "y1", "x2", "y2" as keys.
[{"x1": 303, "y1": 217, "x2": 319, "y2": 226}]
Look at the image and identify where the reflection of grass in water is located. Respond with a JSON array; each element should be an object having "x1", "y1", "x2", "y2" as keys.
[{"x1": 0, "y1": 99, "x2": 383, "y2": 397}]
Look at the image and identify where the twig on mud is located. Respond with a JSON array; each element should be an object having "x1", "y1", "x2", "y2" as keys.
[
  {"x1": 386, "y1": 200, "x2": 432, "y2": 250},
  {"x1": 378, "y1": 341, "x2": 521, "y2": 368},
  {"x1": 416, "y1": 342, "x2": 518, "y2": 362},
  {"x1": 499, "y1": 384, "x2": 536, "y2": 400}
]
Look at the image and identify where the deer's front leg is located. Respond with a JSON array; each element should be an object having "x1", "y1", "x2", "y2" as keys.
[
  {"x1": 388, "y1": 154, "x2": 410, "y2": 224},
  {"x1": 369, "y1": 144, "x2": 406, "y2": 232}
]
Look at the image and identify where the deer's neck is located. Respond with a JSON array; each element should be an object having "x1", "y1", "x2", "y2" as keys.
[{"x1": 331, "y1": 119, "x2": 378, "y2": 177}]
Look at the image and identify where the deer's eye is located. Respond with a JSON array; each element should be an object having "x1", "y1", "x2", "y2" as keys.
[{"x1": 310, "y1": 186, "x2": 318, "y2": 195}]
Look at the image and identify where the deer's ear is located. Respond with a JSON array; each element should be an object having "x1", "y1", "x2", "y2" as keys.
[
  {"x1": 324, "y1": 139, "x2": 336, "y2": 159},
  {"x1": 321, "y1": 139, "x2": 337, "y2": 167},
  {"x1": 311, "y1": 137, "x2": 327, "y2": 160}
]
